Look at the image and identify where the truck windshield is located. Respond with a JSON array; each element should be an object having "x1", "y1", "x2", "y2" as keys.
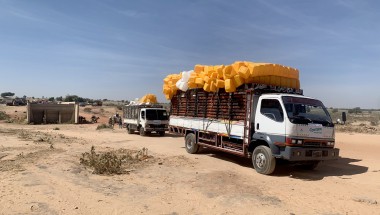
[
  {"x1": 146, "y1": 109, "x2": 169, "y2": 120},
  {"x1": 282, "y1": 96, "x2": 333, "y2": 127}
]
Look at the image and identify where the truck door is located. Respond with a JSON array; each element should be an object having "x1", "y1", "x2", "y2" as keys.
[{"x1": 255, "y1": 98, "x2": 286, "y2": 143}]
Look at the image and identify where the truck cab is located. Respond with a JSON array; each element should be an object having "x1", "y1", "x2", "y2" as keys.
[
  {"x1": 123, "y1": 105, "x2": 169, "y2": 136},
  {"x1": 250, "y1": 94, "x2": 338, "y2": 174}
]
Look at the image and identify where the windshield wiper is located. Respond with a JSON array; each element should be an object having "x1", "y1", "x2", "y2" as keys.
[
  {"x1": 289, "y1": 115, "x2": 313, "y2": 123},
  {"x1": 314, "y1": 119, "x2": 334, "y2": 127}
]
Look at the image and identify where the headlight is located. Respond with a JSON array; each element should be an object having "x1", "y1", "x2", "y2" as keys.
[
  {"x1": 327, "y1": 141, "x2": 334, "y2": 146},
  {"x1": 291, "y1": 139, "x2": 297, "y2": 144},
  {"x1": 297, "y1": 139, "x2": 303, "y2": 145}
]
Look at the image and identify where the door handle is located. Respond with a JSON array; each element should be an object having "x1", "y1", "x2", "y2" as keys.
[{"x1": 256, "y1": 123, "x2": 259, "y2": 130}]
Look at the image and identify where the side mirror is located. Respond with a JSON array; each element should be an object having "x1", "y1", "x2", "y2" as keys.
[
  {"x1": 141, "y1": 111, "x2": 145, "y2": 120},
  {"x1": 342, "y1": 112, "x2": 347, "y2": 124}
]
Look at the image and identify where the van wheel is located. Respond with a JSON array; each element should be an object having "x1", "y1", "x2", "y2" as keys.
[
  {"x1": 185, "y1": 133, "x2": 198, "y2": 154},
  {"x1": 252, "y1": 146, "x2": 276, "y2": 175},
  {"x1": 159, "y1": 131, "x2": 165, "y2": 136},
  {"x1": 139, "y1": 127, "x2": 146, "y2": 136}
]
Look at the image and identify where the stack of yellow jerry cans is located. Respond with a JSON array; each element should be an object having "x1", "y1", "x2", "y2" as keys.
[
  {"x1": 163, "y1": 61, "x2": 300, "y2": 100},
  {"x1": 139, "y1": 94, "x2": 158, "y2": 104}
]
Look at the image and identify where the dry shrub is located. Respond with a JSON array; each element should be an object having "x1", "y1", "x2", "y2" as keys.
[
  {"x1": 84, "y1": 107, "x2": 92, "y2": 113},
  {"x1": 17, "y1": 130, "x2": 52, "y2": 143},
  {"x1": 80, "y1": 146, "x2": 152, "y2": 175},
  {"x1": 96, "y1": 123, "x2": 111, "y2": 130},
  {"x1": 336, "y1": 124, "x2": 378, "y2": 134},
  {"x1": 0, "y1": 111, "x2": 10, "y2": 120},
  {"x1": 370, "y1": 121, "x2": 379, "y2": 126}
]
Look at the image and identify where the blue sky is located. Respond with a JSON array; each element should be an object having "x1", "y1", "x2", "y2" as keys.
[{"x1": 0, "y1": 0, "x2": 379, "y2": 108}]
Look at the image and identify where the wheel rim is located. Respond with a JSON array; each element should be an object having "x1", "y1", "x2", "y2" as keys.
[
  {"x1": 255, "y1": 152, "x2": 266, "y2": 169},
  {"x1": 186, "y1": 138, "x2": 193, "y2": 149}
]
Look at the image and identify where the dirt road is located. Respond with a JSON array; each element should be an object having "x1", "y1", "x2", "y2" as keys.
[{"x1": 0, "y1": 122, "x2": 379, "y2": 215}]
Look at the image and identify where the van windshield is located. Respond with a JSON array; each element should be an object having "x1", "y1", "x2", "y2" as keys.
[
  {"x1": 146, "y1": 109, "x2": 169, "y2": 120},
  {"x1": 282, "y1": 96, "x2": 333, "y2": 127}
]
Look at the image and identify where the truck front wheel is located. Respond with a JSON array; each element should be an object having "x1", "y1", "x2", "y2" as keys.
[
  {"x1": 252, "y1": 146, "x2": 276, "y2": 175},
  {"x1": 185, "y1": 133, "x2": 199, "y2": 154}
]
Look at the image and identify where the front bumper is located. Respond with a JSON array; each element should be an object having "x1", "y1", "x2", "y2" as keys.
[{"x1": 278, "y1": 147, "x2": 339, "y2": 161}]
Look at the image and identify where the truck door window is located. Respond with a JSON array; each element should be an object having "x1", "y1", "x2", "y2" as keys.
[{"x1": 260, "y1": 99, "x2": 284, "y2": 122}]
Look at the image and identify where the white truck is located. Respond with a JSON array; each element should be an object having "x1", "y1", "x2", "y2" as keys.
[
  {"x1": 169, "y1": 84, "x2": 339, "y2": 174},
  {"x1": 123, "y1": 104, "x2": 169, "y2": 136}
]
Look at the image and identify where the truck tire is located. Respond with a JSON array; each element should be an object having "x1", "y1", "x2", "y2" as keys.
[
  {"x1": 301, "y1": 161, "x2": 320, "y2": 170},
  {"x1": 127, "y1": 125, "x2": 133, "y2": 134},
  {"x1": 139, "y1": 127, "x2": 146, "y2": 136},
  {"x1": 252, "y1": 145, "x2": 276, "y2": 175},
  {"x1": 159, "y1": 131, "x2": 165, "y2": 136},
  {"x1": 185, "y1": 133, "x2": 198, "y2": 154}
]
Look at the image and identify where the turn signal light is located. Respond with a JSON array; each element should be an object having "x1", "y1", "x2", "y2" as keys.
[{"x1": 286, "y1": 138, "x2": 303, "y2": 145}]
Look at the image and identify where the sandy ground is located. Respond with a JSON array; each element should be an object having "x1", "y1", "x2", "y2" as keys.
[{"x1": 0, "y1": 105, "x2": 379, "y2": 214}]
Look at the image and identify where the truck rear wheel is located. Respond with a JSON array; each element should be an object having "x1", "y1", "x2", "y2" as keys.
[
  {"x1": 159, "y1": 131, "x2": 165, "y2": 136},
  {"x1": 127, "y1": 125, "x2": 134, "y2": 134},
  {"x1": 185, "y1": 133, "x2": 198, "y2": 154},
  {"x1": 252, "y1": 146, "x2": 276, "y2": 175},
  {"x1": 139, "y1": 127, "x2": 146, "y2": 136}
]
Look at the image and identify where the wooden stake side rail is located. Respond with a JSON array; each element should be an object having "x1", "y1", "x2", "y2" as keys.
[
  {"x1": 170, "y1": 83, "x2": 302, "y2": 120},
  {"x1": 170, "y1": 88, "x2": 247, "y2": 121},
  {"x1": 169, "y1": 84, "x2": 303, "y2": 157}
]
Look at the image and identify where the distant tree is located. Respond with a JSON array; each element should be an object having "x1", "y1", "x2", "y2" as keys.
[
  {"x1": 93, "y1": 100, "x2": 103, "y2": 106},
  {"x1": 77, "y1": 97, "x2": 85, "y2": 102},
  {"x1": 348, "y1": 107, "x2": 362, "y2": 114},
  {"x1": 56, "y1": 96, "x2": 63, "y2": 101},
  {"x1": 48, "y1": 97, "x2": 55, "y2": 102},
  {"x1": 64, "y1": 95, "x2": 78, "y2": 102},
  {"x1": 64, "y1": 95, "x2": 86, "y2": 102},
  {"x1": 102, "y1": 99, "x2": 108, "y2": 101},
  {"x1": 1, "y1": 92, "x2": 15, "y2": 97},
  {"x1": 332, "y1": 108, "x2": 339, "y2": 113}
]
